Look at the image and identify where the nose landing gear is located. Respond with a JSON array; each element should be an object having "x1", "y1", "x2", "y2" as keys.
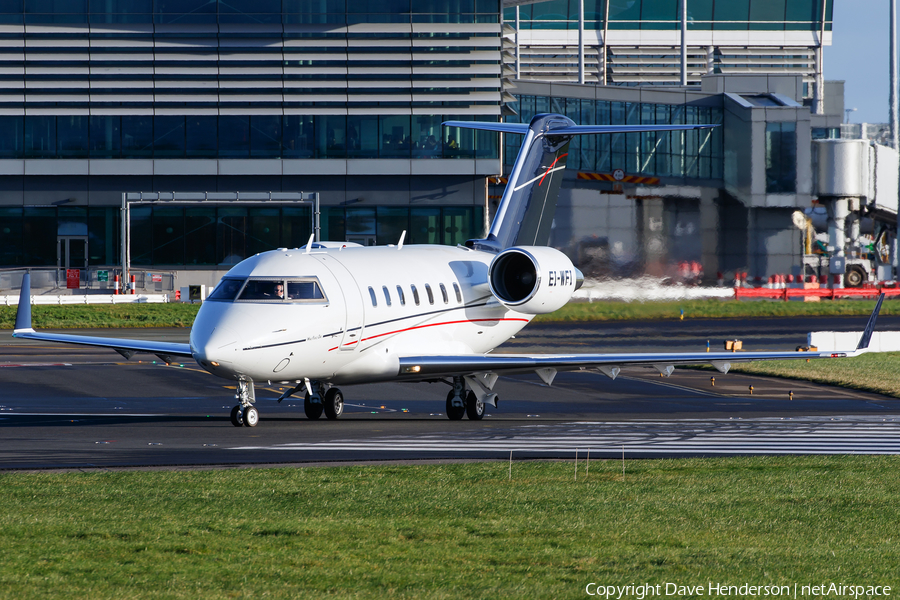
[{"x1": 230, "y1": 380, "x2": 257, "y2": 427}]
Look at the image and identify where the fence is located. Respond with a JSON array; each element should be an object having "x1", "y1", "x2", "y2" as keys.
[{"x1": 0, "y1": 268, "x2": 176, "y2": 294}]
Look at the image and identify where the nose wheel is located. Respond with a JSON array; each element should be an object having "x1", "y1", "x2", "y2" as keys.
[
  {"x1": 230, "y1": 405, "x2": 244, "y2": 427},
  {"x1": 243, "y1": 405, "x2": 259, "y2": 427}
]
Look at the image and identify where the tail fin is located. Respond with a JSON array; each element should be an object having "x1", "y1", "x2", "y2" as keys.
[
  {"x1": 14, "y1": 273, "x2": 33, "y2": 333},
  {"x1": 443, "y1": 113, "x2": 717, "y2": 252},
  {"x1": 856, "y1": 293, "x2": 884, "y2": 351}
]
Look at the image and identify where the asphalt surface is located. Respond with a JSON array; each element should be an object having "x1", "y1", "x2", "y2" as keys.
[{"x1": 2, "y1": 314, "x2": 899, "y2": 470}]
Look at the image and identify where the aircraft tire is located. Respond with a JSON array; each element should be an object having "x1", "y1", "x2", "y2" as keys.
[
  {"x1": 446, "y1": 390, "x2": 465, "y2": 420},
  {"x1": 465, "y1": 391, "x2": 485, "y2": 420},
  {"x1": 243, "y1": 405, "x2": 259, "y2": 427},
  {"x1": 324, "y1": 388, "x2": 344, "y2": 420},
  {"x1": 304, "y1": 393, "x2": 323, "y2": 420},
  {"x1": 230, "y1": 405, "x2": 243, "y2": 427}
]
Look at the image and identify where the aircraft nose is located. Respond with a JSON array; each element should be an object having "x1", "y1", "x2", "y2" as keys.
[{"x1": 191, "y1": 325, "x2": 240, "y2": 369}]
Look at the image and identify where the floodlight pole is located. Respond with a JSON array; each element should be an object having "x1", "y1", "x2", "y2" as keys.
[
  {"x1": 578, "y1": 0, "x2": 585, "y2": 84},
  {"x1": 680, "y1": 0, "x2": 687, "y2": 86},
  {"x1": 893, "y1": 0, "x2": 900, "y2": 279},
  {"x1": 891, "y1": 0, "x2": 899, "y2": 150}
]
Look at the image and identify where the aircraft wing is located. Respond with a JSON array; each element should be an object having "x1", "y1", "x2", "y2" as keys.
[
  {"x1": 397, "y1": 295, "x2": 884, "y2": 385},
  {"x1": 11, "y1": 274, "x2": 193, "y2": 364}
]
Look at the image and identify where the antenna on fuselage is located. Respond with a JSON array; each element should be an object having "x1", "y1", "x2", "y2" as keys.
[
  {"x1": 304, "y1": 233, "x2": 315, "y2": 254},
  {"x1": 397, "y1": 230, "x2": 406, "y2": 250}
]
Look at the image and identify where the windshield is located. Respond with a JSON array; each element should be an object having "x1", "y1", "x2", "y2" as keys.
[
  {"x1": 207, "y1": 278, "x2": 245, "y2": 301},
  {"x1": 239, "y1": 280, "x2": 285, "y2": 301},
  {"x1": 287, "y1": 281, "x2": 325, "y2": 300},
  {"x1": 223, "y1": 278, "x2": 327, "y2": 303}
]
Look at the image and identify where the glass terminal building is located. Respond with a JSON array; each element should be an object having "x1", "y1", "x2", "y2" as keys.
[{"x1": 0, "y1": 0, "x2": 848, "y2": 286}]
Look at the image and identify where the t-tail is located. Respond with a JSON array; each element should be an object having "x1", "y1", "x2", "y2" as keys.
[{"x1": 443, "y1": 113, "x2": 718, "y2": 253}]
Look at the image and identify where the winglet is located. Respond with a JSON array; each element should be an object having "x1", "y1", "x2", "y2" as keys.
[
  {"x1": 14, "y1": 273, "x2": 33, "y2": 333},
  {"x1": 856, "y1": 293, "x2": 885, "y2": 350}
]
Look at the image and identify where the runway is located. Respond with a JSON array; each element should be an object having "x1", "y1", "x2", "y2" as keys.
[
  {"x1": 231, "y1": 417, "x2": 900, "y2": 456},
  {"x1": 2, "y1": 315, "x2": 899, "y2": 469}
]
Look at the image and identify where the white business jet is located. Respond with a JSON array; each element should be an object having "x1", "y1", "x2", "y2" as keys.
[{"x1": 13, "y1": 113, "x2": 884, "y2": 427}]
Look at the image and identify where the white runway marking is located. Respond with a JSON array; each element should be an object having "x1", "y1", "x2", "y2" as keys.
[{"x1": 230, "y1": 417, "x2": 900, "y2": 455}]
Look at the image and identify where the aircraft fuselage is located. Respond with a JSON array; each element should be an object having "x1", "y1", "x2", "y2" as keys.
[{"x1": 189, "y1": 244, "x2": 534, "y2": 385}]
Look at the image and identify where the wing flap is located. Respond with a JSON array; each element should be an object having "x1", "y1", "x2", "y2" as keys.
[
  {"x1": 397, "y1": 295, "x2": 884, "y2": 380},
  {"x1": 396, "y1": 349, "x2": 859, "y2": 380}
]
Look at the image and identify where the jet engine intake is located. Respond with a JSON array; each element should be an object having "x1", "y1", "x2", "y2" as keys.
[{"x1": 488, "y1": 246, "x2": 583, "y2": 314}]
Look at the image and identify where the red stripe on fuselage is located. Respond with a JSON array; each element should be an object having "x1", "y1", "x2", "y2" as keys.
[{"x1": 326, "y1": 317, "x2": 529, "y2": 351}]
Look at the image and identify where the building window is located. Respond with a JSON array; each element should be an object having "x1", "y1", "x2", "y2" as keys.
[
  {"x1": 765, "y1": 122, "x2": 796, "y2": 194},
  {"x1": 0, "y1": 113, "x2": 499, "y2": 160}
]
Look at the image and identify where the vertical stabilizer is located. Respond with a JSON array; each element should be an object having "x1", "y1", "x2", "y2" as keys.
[
  {"x1": 489, "y1": 114, "x2": 576, "y2": 250},
  {"x1": 14, "y1": 273, "x2": 33, "y2": 332}
]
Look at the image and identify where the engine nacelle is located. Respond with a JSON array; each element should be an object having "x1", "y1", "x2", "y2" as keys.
[{"x1": 488, "y1": 246, "x2": 583, "y2": 314}]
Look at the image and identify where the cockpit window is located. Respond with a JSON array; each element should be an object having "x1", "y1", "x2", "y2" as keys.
[
  {"x1": 239, "y1": 280, "x2": 285, "y2": 301},
  {"x1": 234, "y1": 278, "x2": 327, "y2": 303},
  {"x1": 288, "y1": 281, "x2": 325, "y2": 300},
  {"x1": 207, "y1": 278, "x2": 245, "y2": 301}
]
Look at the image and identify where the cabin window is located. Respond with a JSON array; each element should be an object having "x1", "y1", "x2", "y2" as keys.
[
  {"x1": 424, "y1": 283, "x2": 434, "y2": 305},
  {"x1": 439, "y1": 283, "x2": 448, "y2": 304},
  {"x1": 396, "y1": 285, "x2": 406, "y2": 305},
  {"x1": 382, "y1": 286, "x2": 391, "y2": 306},
  {"x1": 411, "y1": 284, "x2": 420, "y2": 306},
  {"x1": 368, "y1": 286, "x2": 377, "y2": 307},
  {"x1": 208, "y1": 277, "x2": 245, "y2": 301},
  {"x1": 453, "y1": 282, "x2": 462, "y2": 303}
]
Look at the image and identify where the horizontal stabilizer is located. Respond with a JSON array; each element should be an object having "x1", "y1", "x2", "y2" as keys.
[
  {"x1": 442, "y1": 121, "x2": 530, "y2": 134},
  {"x1": 442, "y1": 121, "x2": 717, "y2": 136},
  {"x1": 444, "y1": 113, "x2": 720, "y2": 251}
]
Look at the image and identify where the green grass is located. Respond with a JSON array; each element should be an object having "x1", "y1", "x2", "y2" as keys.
[
  {"x1": 535, "y1": 298, "x2": 899, "y2": 322},
  {"x1": 1, "y1": 298, "x2": 895, "y2": 329},
  {"x1": 1, "y1": 457, "x2": 899, "y2": 599},
  {"x1": 0, "y1": 303, "x2": 200, "y2": 329},
  {"x1": 715, "y1": 351, "x2": 900, "y2": 399}
]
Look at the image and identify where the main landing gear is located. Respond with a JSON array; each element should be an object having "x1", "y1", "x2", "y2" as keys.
[
  {"x1": 229, "y1": 377, "x2": 488, "y2": 426},
  {"x1": 445, "y1": 376, "x2": 488, "y2": 421},
  {"x1": 230, "y1": 380, "x2": 258, "y2": 427},
  {"x1": 300, "y1": 381, "x2": 343, "y2": 421}
]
